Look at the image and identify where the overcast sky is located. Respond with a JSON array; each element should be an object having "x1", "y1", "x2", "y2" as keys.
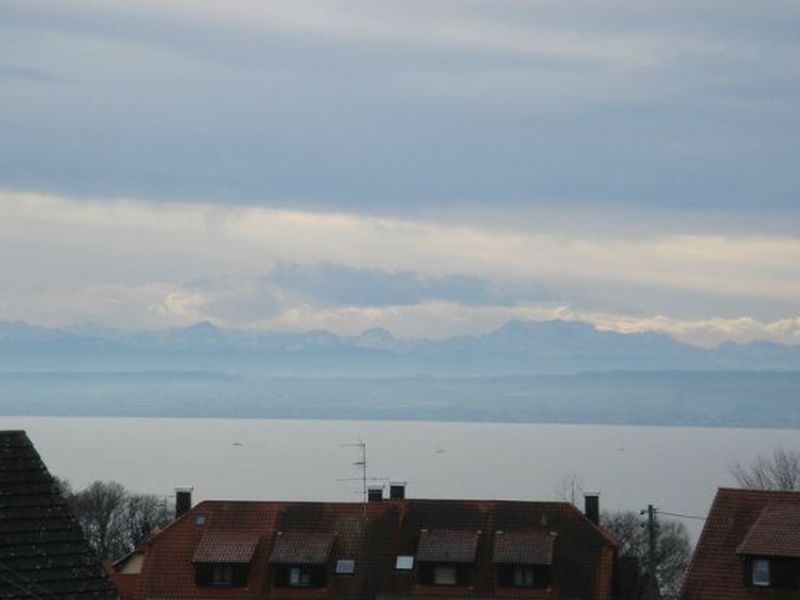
[{"x1": 2, "y1": 1, "x2": 799, "y2": 345}]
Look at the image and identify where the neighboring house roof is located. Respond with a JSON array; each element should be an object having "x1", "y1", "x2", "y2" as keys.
[
  {"x1": 680, "y1": 487, "x2": 800, "y2": 600},
  {"x1": 0, "y1": 430, "x2": 118, "y2": 599},
  {"x1": 112, "y1": 497, "x2": 617, "y2": 600}
]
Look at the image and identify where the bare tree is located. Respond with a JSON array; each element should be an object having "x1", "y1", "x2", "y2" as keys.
[
  {"x1": 122, "y1": 493, "x2": 171, "y2": 548},
  {"x1": 61, "y1": 480, "x2": 172, "y2": 560},
  {"x1": 69, "y1": 481, "x2": 127, "y2": 559},
  {"x1": 732, "y1": 447, "x2": 800, "y2": 491},
  {"x1": 602, "y1": 510, "x2": 692, "y2": 600}
]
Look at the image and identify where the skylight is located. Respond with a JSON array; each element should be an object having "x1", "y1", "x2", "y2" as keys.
[{"x1": 335, "y1": 559, "x2": 355, "y2": 575}]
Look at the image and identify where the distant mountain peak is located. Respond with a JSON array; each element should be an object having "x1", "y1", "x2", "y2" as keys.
[
  {"x1": 488, "y1": 318, "x2": 597, "y2": 339},
  {"x1": 185, "y1": 320, "x2": 219, "y2": 332},
  {"x1": 1, "y1": 317, "x2": 799, "y2": 374},
  {"x1": 355, "y1": 327, "x2": 395, "y2": 341}
]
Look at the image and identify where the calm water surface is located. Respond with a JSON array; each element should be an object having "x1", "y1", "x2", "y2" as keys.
[{"x1": 3, "y1": 416, "x2": 798, "y2": 542}]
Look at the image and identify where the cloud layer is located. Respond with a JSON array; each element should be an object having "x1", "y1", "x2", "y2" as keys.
[
  {"x1": 2, "y1": 3, "x2": 798, "y2": 345},
  {"x1": 2, "y1": 0, "x2": 799, "y2": 212},
  {"x1": 2, "y1": 191, "x2": 799, "y2": 346}
]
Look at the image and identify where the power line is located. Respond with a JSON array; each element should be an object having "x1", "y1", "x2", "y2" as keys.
[{"x1": 657, "y1": 510, "x2": 707, "y2": 521}]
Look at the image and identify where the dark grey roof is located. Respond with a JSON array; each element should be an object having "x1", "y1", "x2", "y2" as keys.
[{"x1": 0, "y1": 430, "x2": 117, "y2": 599}]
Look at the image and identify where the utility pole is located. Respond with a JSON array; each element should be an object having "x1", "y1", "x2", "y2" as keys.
[{"x1": 646, "y1": 504, "x2": 659, "y2": 600}]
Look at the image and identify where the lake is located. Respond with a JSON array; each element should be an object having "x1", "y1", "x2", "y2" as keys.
[{"x1": 4, "y1": 416, "x2": 799, "y2": 542}]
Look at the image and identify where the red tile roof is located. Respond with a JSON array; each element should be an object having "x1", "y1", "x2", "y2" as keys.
[
  {"x1": 736, "y1": 503, "x2": 800, "y2": 558},
  {"x1": 492, "y1": 531, "x2": 555, "y2": 565},
  {"x1": 681, "y1": 488, "x2": 800, "y2": 600},
  {"x1": 192, "y1": 530, "x2": 261, "y2": 564},
  {"x1": 113, "y1": 498, "x2": 617, "y2": 600},
  {"x1": 268, "y1": 531, "x2": 336, "y2": 565}
]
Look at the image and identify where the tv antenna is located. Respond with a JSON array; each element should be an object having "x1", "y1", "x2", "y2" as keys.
[
  {"x1": 341, "y1": 441, "x2": 368, "y2": 504},
  {"x1": 340, "y1": 440, "x2": 388, "y2": 516}
]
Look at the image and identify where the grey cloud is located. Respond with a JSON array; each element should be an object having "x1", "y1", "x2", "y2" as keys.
[
  {"x1": 1, "y1": 1, "x2": 799, "y2": 214},
  {"x1": 269, "y1": 262, "x2": 554, "y2": 308},
  {"x1": 0, "y1": 64, "x2": 70, "y2": 85},
  {"x1": 180, "y1": 281, "x2": 283, "y2": 324}
]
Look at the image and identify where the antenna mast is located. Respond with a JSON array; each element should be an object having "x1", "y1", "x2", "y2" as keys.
[
  {"x1": 341, "y1": 440, "x2": 368, "y2": 509},
  {"x1": 355, "y1": 440, "x2": 367, "y2": 505}
]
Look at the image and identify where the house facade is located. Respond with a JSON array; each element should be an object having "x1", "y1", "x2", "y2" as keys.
[{"x1": 112, "y1": 489, "x2": 618, "y2": 600}]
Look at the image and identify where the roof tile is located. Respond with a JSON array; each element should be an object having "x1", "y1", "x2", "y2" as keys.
[
  {"x1": 416, "y1": 529, "x2": 480, "y2": 563},
  {"x1": 0, "y1": 430, "x2": 117, "y2": 599},
  {"x1": 492, "y1": 531, "x2": 555, "y2": 565},
  {"x1": 681, "y1": 488, "x2": 800, "y2": 600},
  {"x1": 192, "y1": 530, "x2": 261, "y2": 564},
  {"x1": 736, "y1": 503, "x2": 800, "y2": 558},
  {"x1": 268, "y1": 531, "x2": 336, "y2": 565}
]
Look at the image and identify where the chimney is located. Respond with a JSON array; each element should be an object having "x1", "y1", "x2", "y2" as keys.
[
  {"x1": 389, "y1": 481, "x2": 406, "y2": 499},
  {"x1": 176, "y1": 486, "x2": 193, "y2": 518},
  {"x1": 584, "y1": 492, "x2": 600, "y2": 526},
  {"x1": 368, "y1": 485, "x2": 384, "y2": 502}
]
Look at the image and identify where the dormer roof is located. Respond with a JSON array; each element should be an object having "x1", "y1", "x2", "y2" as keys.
[
  {"x1": 736, "y1": 503, "x2": 800, "y2": 558},
  {"x1": 192, "y1": 530, "x2": 261, "y2": 564},
  {"x1": 416, "y1": 529, "x2": 480, "y2": 563}
]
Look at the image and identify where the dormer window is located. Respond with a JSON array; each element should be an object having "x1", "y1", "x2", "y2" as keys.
[
  {"x1": 512, "y1": 565, "x2": 535, "y2": 586},
  {"x1": 493, "y1": 531, "x2": 554, "y2": 589},
  {"x1": 415, "y1": 529, "x2": 479, "y2": 587},
  {"x1": 212, "y1": 565, "x2": 234, "y2": 585},
  {"x1": 287, "y1": 565, "x2": 317, "y2": 587},
  {"x1": 751, "y1": 559, "x2": 770, "y2": 587},
  {"x1": 192, "y1": 530, "x2": 260, "y2": 588},
  {"x1": 433, "y1": 565, "x2": 457, "y2": 585},
  {"x1": 269, "y1": 531, "x2": 336, "y2": 589},
  {"x1": 737, "y1": 503, "x2": 800, "y2": 590}
]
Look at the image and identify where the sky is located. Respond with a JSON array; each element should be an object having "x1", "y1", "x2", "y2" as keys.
[{"x1": 1, "y1": 1, "x2": 799, "y2": 346}]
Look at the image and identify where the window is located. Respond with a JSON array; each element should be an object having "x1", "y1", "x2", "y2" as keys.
[
  {"x1": 497, "y1": 564, "x2": 551, "y2": 589},
  {"x1": 274, "y1": 564, "x2": 327, "y2": 588},
  {"x1": 512, "y1": 565, "x2": 535, "y2": 587},
  {"x1": 395, "y1": 555, "x2": 414, "y2": 571},
  {"x1": 212, "y1": 565, "x2": 233, "y2": 585},
  {"x1": 290, "y1": 566, "x2": 312, "y2": 587},
  {"x1": 195, "y1": 563, "x2": 247, "y2": 587},
  {"x1": 335, "y1": 559, "x2": 355, "y2": 575},
  {"x1": 418, "y1": 563, "x2": 470, "y2": 586},
  {"x1": 433, "y1": 565, "x2": 457, "y2": 586},
  {"x1": 752, "y1": 559, "x2": 770, "y2": 587}
]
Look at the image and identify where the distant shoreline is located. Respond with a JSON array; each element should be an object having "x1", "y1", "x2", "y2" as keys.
[{"x1": 5, "y1": 370, "x2": 800, "y2": 429}]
